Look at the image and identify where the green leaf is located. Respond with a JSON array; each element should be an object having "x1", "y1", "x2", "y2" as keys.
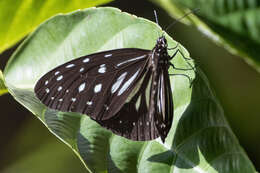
[
  {"x1": 4, "y1": 7, "x2": 256, "y2": 173},
  {"x1": 0, "y1": 70, "x2": 8, "y2": 96},
  {"x1": 0, "y1": 0, "x2": 112, "y2": 54},
  {"x1": 152, "y1": 0, "x2": 260, "y2": 72}
]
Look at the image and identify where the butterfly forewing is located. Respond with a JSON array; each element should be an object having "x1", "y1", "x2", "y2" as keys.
[{"x1": 35, "y1": 48, "x2": 150, "y2": 120}]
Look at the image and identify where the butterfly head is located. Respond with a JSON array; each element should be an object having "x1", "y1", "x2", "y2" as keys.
[
  {"x1": 155, "y1": 36, "x2": 169, "y2": 59},
  {"x1": 156, "y1": 36, "x2": 168, "y2": 50}
]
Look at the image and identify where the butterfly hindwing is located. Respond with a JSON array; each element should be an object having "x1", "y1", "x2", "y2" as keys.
[
  {"x1": 95, "y1": 67, "x2": 161, "y2": 141},
  {"x1": 154, "y1": 67, "x2": 173, "y2": 142},
  {"x1": 95, "y1": 52, "x2": 174, "y2": 141},
  {"x1": 35, "y1": 48, "x2": 150, "y2": 120}
]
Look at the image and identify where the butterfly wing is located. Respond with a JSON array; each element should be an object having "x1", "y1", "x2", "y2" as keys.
[
  {"x1": 95, "y1": 67, "x2": 161, "y2": 141},
  {"x1": 35, "y1": 48, "x2": 173, "y2": 141},
  {"x1": 34, "y1": 48, "x2": 150, "y2": 120},
  {"x1": 154, "y1": 66, "x2": 173, "y2": 142},
  {"x1": 95, "y1": 52, "x2": 174, "y2": 141}
]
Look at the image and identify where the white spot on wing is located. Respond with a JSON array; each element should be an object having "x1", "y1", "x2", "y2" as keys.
[
  {"x1": 98, "y1": 65, "x2": 106, "y2": 73},
  {"x1": 117, "y1": 55, "x2": 146, "y2": 67},
  {"x1": 66, "y1": 89, "x2": 69, "y2": 93},
  {"x1": 104, "y1": 54, "x2": 112, "y2": 58},
  {"x1": 71, "y1": 98, "x2": 76, "y2": 102},
  {"x1": 94, "y1": 83, "x2": 102, "y2": 93},
  {"x1": 59, "y1": 98, "x2": 63, "y2": 102},
  {"x1": 118, "y1": 69, "x2": 140, "y2": 95},
  {"x1": 78, "y1": 83, "x2": 86, "y2": 92},
  {"x1": 79, "y1": 67, "x2": 84, "y2": 72},
  {"x1": 66, "y1": 64, "x2": 75, "y2": 68},
  {"x1": 57, "y1": 75, "x2": 63, "y2": 81},
  {"x1": 86, "y1": 101, "x2": 92, "y2": 105},
  {"x1": 111, "y1": 72, "x2": 127, "y2": 93},
  {"x1": 160, "y1": 124, "x2": 166, "y2": 128},
  {"x1": 45, "y1": 88, "x2": 50, "y2": 93},
  {"x1": 55, "y1": 71, "x2": 60, "y2": 75},
  {"x1": 45, "y1": 80, "x2": 48, "y2": 85},
  {"x1": 51, "y1": 97, "x2": 54, "y2": 100},
  {"x1": 57, "y1": 86, "x2": 62, "y2": 91},
  {"x1": 83, "y1": 58, "x2": 89, "y2": 63}
]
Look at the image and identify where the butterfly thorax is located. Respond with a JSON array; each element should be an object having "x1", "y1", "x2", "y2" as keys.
[{"x1": 153, "y1": 36, "x2": 170, "y2": 68}]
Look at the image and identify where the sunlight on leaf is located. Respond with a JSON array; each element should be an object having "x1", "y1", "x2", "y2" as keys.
[
  {"x1": 0, "y1": 0, "x2": 112, "y2": 54},
  {"x1": 4, "y1": 7, "x2": 256, "y2": 173}
]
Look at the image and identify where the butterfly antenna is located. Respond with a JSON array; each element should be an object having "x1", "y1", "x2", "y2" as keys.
[
  {"x1": 165, "y1": 8, "x2": 199, "y2": 32},
  {"x1": 154, "y1": 10, "x2": 159, "y2": 25},
  {"x1": 153, "y1": 10, "x2": 161, "y2": 37}
]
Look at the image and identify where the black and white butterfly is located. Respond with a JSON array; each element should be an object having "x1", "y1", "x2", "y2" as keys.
[{"x1": 34, "y1": 13, "x2": 193, "y2": 143}]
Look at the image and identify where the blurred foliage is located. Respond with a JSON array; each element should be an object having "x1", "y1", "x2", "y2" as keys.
[
  {"x1": 0, "y1": 70, "x2": 7, "y2": 95},
  {"x1": 0, "y1": 0, "x2": 112, "y2": 54},
  {"x1": 0, "y1": 118, "x2": 86, "y2": 173},
  {"x1": 3, "y1": 7, "x2": 256, "y2": 173},
  {"x1": 153, "y1": 0, "x2": 260, "y2": 72}
]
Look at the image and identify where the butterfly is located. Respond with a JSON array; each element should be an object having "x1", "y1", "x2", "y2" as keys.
[{"x1": 34, "y1": 12, "x2": 194, "y2": 143}]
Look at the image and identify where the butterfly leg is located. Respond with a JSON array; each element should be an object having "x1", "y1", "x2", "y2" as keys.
[
  {"x1": 167, "y1": 43, "x2": 179, "y2": 50},
  {"x1": 169, "y1": 48, "x2": 196, "y2": 73},
  {"x1": 169, "y1": 63, "x2": 194, "y2": 87},
  {"x1": 169, "y1": 46, "x2": 193, "y2": 61},
  {"x1": 169, "y1": 62, "x2": 194, "y2": 71},
  {"x1": 169, "y1": 73, "x2": 193, "y2": 87}
]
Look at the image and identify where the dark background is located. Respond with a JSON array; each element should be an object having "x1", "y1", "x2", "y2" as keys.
[{"x1": 0, "y1": 0, "x2": 259, "y2": 172}]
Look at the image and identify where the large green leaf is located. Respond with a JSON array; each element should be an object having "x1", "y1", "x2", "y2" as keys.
[
  {"x1": 0, "y1": 0, "x2": 112, "y2": 54},
  {"x1": 153, "y1": 0, "x2": 260, "y2": 72},
  {"x1": 0, "y1": 70, "x2": 8, "y2": 96},
  {"x1": 4, "y1": 7, "x2": 256, "y2": 173}
]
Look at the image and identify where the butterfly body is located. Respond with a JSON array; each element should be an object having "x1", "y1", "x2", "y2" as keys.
[{"x1": 35, "y1": 35, "x2": 174, "y2": 142}]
